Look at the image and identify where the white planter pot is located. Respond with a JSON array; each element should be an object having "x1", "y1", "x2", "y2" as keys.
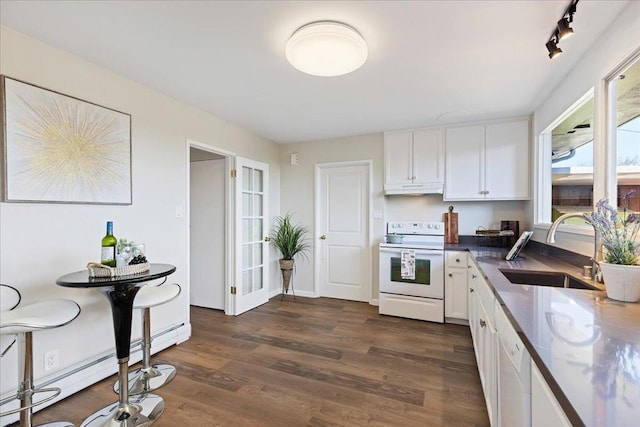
[{"x1": 600, "y1": 262, "x2": 640, "y2": 303}]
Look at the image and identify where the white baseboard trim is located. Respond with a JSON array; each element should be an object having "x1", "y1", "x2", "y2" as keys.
[
  {"x1": 369, "y1": 298, "x2": 379, "y2": 306},
  {"x1": 0, "y1": 323, "x2": 190, "y2": 426}
]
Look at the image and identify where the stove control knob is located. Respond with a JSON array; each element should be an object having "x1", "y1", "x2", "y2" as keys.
[
  {"x1": 427, "y1": 223, "x2": 433, "y2": 229},
  {"x1": 434, "y1": 224, "x2": 441, "y2": 230}
]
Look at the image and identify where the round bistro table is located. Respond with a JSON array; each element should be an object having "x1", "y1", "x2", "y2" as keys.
[{"x1": 56, "y1": 263, "x2": 177, "y2": 427}]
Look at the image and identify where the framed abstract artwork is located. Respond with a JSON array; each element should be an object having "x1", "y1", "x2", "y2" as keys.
[{"x1": 0, "y1": 76, "x2": 132, "y2": 204}]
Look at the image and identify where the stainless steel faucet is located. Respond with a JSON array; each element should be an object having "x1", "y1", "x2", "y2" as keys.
[{"x1": 546, "y1": 212, "x2": 603, "y2": 282}]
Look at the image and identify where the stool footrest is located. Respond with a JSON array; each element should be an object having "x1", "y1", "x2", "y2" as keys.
[{"x1": 0, "y1": 386, "x2": 62, "y2": 416}]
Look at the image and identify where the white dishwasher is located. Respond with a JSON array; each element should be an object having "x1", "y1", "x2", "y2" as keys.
[{"x1": 496, "y1": 301, "x2": 531, "y2": 427}]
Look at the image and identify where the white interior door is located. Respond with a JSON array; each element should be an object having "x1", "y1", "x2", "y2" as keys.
[
  {"x1": 316, "y1": 162, "x2": 371, "y2": 302},
  {"x1": 235, "y1": 157, "x2": 269, "y2": 315}
]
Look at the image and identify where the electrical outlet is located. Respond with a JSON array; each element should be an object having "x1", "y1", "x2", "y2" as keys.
[{"x1": 44, "y1": 349, "x2": 59, "y2": 371}]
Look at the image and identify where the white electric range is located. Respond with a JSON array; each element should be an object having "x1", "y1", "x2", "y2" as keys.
[{"x1": 379, "y1": 221, "x2": 445, "y2": 323}]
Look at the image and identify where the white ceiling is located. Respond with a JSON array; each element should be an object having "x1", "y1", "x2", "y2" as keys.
[{"x1": 0, "y1": 0, "x2": 629, "y2": 144}]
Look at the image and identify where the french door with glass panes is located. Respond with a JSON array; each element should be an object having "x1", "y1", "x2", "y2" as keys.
[{"x1": 234, "y1": 157, "x2": 269, "y2": 315}]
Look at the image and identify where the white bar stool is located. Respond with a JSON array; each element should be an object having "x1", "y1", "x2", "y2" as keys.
[
  {"x1": 114, "y1": 283, "x2": 181, "y2": 396},
  {"x1": 0, "y1": 284, "x2": 81, "y2": 427}
]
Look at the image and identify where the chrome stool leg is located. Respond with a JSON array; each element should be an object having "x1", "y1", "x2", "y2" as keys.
[
  {"x1": 0, "y1": 332, "x2": 72, "y2": 427},
  {"x1": 114, "y1": 307, "x2": 176, "y2": 395}
]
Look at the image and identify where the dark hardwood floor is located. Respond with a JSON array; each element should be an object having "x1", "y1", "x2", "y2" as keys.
[{"x1": 30, "y1": 297, "x2": 489, "y2": 426}]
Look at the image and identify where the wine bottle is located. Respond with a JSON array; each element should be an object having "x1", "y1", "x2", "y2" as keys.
[{"x1": 101, "y1": 221, "x2": 117, "y2": 267}]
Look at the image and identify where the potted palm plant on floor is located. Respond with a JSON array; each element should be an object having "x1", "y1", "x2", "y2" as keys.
[{"x1": 271, "y1": 213, "x2": 310, "y2": 294}]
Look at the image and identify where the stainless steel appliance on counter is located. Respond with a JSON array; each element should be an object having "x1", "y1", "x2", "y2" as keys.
[{"x1": 379, "y1": 221, "x2": 445, "y2": 323}]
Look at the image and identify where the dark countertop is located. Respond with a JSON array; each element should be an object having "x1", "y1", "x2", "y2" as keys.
[{"x1": 446, "y1": 244, "x2": 640, "y2": 427}]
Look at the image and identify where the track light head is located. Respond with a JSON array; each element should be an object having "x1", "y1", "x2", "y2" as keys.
[
  {"x1": 557, "y1": 18, "x2": 574, "y2": 41},
  {"x1": 546, "y1": 38, "x2": 563, "y2": 59}
]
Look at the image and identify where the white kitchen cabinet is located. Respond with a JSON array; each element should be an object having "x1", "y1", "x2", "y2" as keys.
[
  {"x1": 384, "y1": 128, "x2": 444, "y2": 194},
  {"x1": 477, "y1": 288, "x2": 497, "y2": 427},
  {"x1": 445, "y1": 251, "x2": 468, "y2": 322},
  {"x1": 468, "y1": 259, "x2": 497, "y2": 427},
  {"x1": 468, "y1": 262, "x2": 479, "y2": 344},
  {"x1": 444, "y1": 118, "x2": 530, "y2": 201},
  {"x1": 531, "y1": 363, "x2": 571, "y2": 427}
]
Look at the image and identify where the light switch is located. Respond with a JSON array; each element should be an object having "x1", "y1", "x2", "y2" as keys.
[
  {"x1": 290, "y1": 152, "x2": 299, "y2": 166},
  {"x1": 175, "y1": 206, "x2": 184, "y2": 218}
]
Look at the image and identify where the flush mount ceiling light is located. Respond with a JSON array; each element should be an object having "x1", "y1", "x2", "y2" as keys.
[
  {"x1": 285, "y1": 21, "x2": 368, "y2": 77},
  {"x1": 545, "y1": 0, "x2": 579, "y2": 59}
]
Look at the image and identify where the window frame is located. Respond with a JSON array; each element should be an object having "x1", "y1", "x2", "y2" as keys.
[{"x1": 534, "y1": 47, "x2": 640, "y2": 238}]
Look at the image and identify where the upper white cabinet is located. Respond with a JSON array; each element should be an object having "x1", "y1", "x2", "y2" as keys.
[
  {"x1": 384, "y1": 128, "x2": 444, "y2": 195},
  {"x1": 444, "y1": 118, "x2": 530, "y2": 201}
]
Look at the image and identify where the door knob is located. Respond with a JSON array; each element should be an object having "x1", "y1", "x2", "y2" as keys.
[
  {"x1": 479, "y1": 319, "x2": 486, "y2": 328},
  {"x1": 320, "y1": 235, "x2": 326, "y2": 240}
]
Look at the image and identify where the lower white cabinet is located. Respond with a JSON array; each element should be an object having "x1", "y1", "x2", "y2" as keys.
[
  {"x1": 468, "y1": 257, "x2": 571, "y2": 427},
  {"x1": 477, "y1": 290, "x2": 497, "y2": 426},
  {"x1": 531, "y1": 363, "x2": 571, "y2": 427},
  {"x1": 445, "y1": 251, "x2": 469, "y2": 321},
  {"x1": 468, "y1": 260, "x2": 497, "y2": 426}
]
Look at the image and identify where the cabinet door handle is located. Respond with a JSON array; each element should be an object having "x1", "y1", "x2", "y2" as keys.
[
  {"x1": 472, "y1": 274, "x2": 477, "y2": 279},
  {"x1": 456, "y1": 258, "x2": 460, "y2": 263},
  {"x1": 479, "y1": 319, "x2": 486, "y2": 328},
  {"x1": 320, "y1": 235, "x2": 326, "y2": 240},
  {"x1": 448, "y1": 273, "x2": 453, "y2": 277},
  {"x1": 264, "y1": 237, "x2": 270, "y2": 242},
  {"x1": 470, "y1": 288, "x2": 475, "y2": 293}
]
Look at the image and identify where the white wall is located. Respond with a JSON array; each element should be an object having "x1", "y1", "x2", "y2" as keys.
[
  {"x1": 279, "y1": 132, "x2": 528, "y2": 298},
  {"x1": 190, "y1": 159, "x2": 225, "y2": 310},
  {"x1": 0, "y1": 25, "x2": 280, "y2": 402},
  {"x1": 530, "y1": 1, "x2": 640, "y2": 255}
]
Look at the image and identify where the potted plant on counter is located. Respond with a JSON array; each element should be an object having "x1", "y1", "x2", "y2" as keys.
[
  {"x1": 271, "y1": 213, "x2": 310, "y2": 295},
  {"x1": 585, "y1": 198, "x2": 640, "y2": 302}
]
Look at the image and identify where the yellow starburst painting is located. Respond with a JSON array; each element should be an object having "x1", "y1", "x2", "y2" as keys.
[{"x1": 1, "y1": 77, "x2": 131, "y2": 204}]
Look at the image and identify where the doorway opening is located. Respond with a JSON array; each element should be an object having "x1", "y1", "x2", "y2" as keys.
[{"x1": 188, "y1": 142, "x2": 233, "y2": 313}]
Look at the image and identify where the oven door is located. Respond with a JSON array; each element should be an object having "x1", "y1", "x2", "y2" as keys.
[{"x1": 379, "y1": 246, "x2": 444, "y2": 299}]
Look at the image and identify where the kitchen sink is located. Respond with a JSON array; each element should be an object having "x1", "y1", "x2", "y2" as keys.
[{"x1": 499, "y1": 269, "x2": 599, "y2": 291}]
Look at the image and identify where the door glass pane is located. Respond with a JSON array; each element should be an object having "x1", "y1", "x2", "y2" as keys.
[
  {"x1": 242, "y1": 192, "x2": 251, "y2": 217},
  {"x1": 243, "y1": 269, "x2": 252, "y2": 295},
  {"x1": 612, "y1": 58, "x2": 640, "y2": 213},
  {"x1": 252, "y1": 194, "x2": 262, "y2": 217},
  {"x1": 243, "y1": 166, "x2": 252, "y2": 191},
  {"x1": 242, "y1": 219, "x2": 251, "y2": 243},
  {"x1": 253, "y1": 267, "x2": 263, "y2": 291},
  {"x1": 242, "y1": 244, "x2": 251, "y2": 269},
  {"x1": 253, "y1": 169, "x2": 263, "y2": 192},
  {"x1": 253, "y1": 243, "x2": 263, "y2": 266},
  {"x1": 551, "y1": 93, "x2": 594, "y2": 223},
  {"x1": 252, "y1": 219, "x2": 262, "y2": 242}
]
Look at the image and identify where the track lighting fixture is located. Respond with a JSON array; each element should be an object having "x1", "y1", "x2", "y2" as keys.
[
  {"x1": 556, "y1": 17, "x2": 574, "y2": 41},
  {"x1": 545, "y1": 0, "x2": 579, "y2": 59},
  {"x1": 546, "y1": 38, "x2": 562, "y2": 59}
]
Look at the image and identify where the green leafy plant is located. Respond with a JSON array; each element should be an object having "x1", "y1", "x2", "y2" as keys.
[
  {"x1": 584, "y1": 198, "x2": 640, "y2": 265},
  {"x1": 271, "y1": 213, "x2": 310, "y2": 261}
]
